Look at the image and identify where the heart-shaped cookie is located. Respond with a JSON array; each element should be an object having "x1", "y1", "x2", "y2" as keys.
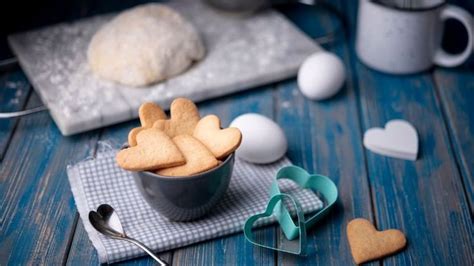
[
  {"x1": 193, "y1": 115, "x2": 242, "y2": 159},
  {"x1": 117, "y1": 128, "x2": 185, "y2": 171},
  {"x1": 157, "y1": 135, "x2": 218, "y2": 176},
  {"x1": 127, "y1": 127, "x2": 144, "y2": 147},
  {"x1": 363, "y1": 119, "x2": 418, "y2": 160},
  {"x1": 139, "y1": 102, "x2": 167, "y2": 128},
  {"x1": 129, "y1": 102, "x2": 167, "y2": 146},
  {"x1": 244, "y1": 193, "x2": 307, "y2": 255},
  {"x1": 347, "y1": 218, "x2": 407, "y2": 264},
  {"x1": 153, "y1": 98, "x2": 200, "y2": 137}
]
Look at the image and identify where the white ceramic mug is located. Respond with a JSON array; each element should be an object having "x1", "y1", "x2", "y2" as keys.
[{"x1": 356, "y1": 0, "x2": 473, "y2": 74}]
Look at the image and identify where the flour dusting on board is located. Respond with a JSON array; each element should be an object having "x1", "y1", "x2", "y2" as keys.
[{"x1": 8, "y1": 0, "x2": 320, "y2": 135}]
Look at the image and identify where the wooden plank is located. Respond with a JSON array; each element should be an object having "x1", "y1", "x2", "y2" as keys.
[
  {"x1": 0, "y1": 92, "x2": 100, "y2": 265},
  {"x1": 275, "y1": 80, "x2": 376, "y2": 265},
  {"x1": 0, "y1": 69, "x2": 31, "y2": 160},
  {"x1": 341, "y1": 2, "x2": 473, "y2": 265},
  {"x1": 432, "y1": 0, "x2": 474, "y2": 214},
  {"x1": 171, "y1": 87, "x2": 278, "y2": 265},
  {"x1": 355, "y1": 67, "x2": 473, "y2": 266},
  {"x1": 433, "y1": 69, "x2": 474, "y2": 213},
  {"x1": 66, "y1": 219, "x2": 101, "y2": 266},
  {"x1": 336, "y1": 0, "x2": 474, "y2": 263},
  {"x1": 274, "y1": 4, "x2": 375, "y2": 265}
]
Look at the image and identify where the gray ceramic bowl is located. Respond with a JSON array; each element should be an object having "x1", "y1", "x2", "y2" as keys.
[{"x1": 132, "y1": 153, "x2": 235, "y2": 222}]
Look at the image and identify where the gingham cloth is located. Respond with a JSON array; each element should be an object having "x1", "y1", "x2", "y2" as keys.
[{"x1": 67, "y1": 149, "x2": 322, "y2": 264}]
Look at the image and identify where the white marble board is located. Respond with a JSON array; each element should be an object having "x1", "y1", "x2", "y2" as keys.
[{"x1": 8, "y1": 0, "x2": 320, "y2": 135}]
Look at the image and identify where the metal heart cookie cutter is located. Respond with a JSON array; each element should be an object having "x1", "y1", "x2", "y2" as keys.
[{"x1": 244, "y1": 165, "x2": 338, "y2": 255}]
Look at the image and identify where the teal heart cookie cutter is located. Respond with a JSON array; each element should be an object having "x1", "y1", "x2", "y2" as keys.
[
  {"x1": 243, "y1": 193, "x2": 307, "y2": 255},
  {"x1": 244, "y1": 165, "x2": 338, "y2": 255}
]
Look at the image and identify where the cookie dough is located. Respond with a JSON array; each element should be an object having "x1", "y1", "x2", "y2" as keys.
[{"x1": 88, "y1": 3, "x2": 205, "y2": 86}]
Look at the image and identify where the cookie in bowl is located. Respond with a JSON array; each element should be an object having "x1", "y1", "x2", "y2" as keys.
[{"x1": 116, "y1": 98, "x2": 242, "y2": 221}]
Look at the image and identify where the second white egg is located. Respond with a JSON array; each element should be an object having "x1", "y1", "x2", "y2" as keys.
[
  {"x1": 230, "y1": 113, "x2": 287, "y2": 164},
  {"x1": 297, "y1": 52, "x2": 346, "y2": 100}
]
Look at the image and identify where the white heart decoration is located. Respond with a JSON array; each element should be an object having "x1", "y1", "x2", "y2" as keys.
[{"x1": 363, "y1": 119, "x2": 418, "y2": 161}]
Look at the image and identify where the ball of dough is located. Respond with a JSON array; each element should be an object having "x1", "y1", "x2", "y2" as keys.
[{"x1": 87, "y1": 3, "x2": 205, "y2": 87}]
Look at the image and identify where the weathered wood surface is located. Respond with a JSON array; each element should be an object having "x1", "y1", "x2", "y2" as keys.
[
  {"x1": 433, "y1": 69, "x2": 474, "y2": 213},
  {"x1": 343, "y1": 1, "x2": 474, "y2": 265},
  {"x1": 432, "y1": 0, "x2": 474, "y2": 213},
  {"x1": 275, "y1": 3, "x2": 375, "y2": 266},
  {"x1": 0, "y1": 68, "x2": 31, "y2": 160},
  {"x1": 0, "y1": 92, "x2": 99, "y2": 264},
  {"x1": 1, "y1": 0, "x2": 473, "y2": 265}
]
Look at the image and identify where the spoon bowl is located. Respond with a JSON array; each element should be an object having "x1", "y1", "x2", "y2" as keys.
[
  {"x1": 88, "y1": 204, "x2": 167, "y2": 265},
  {"x1": 89, "y1": 204, "x2": 125, "y2": 238}
]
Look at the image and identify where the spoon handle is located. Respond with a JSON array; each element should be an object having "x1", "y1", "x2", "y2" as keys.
[
  {"x1": 125, "y1": 237, "x2": 168, "y2": 266},
  {"x1": 0, "y1": 106, "x2": 48, "y2": 119}
]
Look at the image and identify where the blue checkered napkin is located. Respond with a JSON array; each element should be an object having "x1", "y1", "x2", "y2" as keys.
[{"x1": 67, "y1": 150, "x2": 323, "y2": 264}]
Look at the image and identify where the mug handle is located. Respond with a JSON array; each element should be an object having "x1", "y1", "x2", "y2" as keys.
[{"x1": 433, "y1": 5, "x2": 473, "y2": 67}]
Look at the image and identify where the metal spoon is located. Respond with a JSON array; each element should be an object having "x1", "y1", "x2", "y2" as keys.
[
  {"x1": 0, "y1": 106, "x2": 48, "y2": 119},
  {"x1": 89, "y1": 204, "x2": 168, "y2": 265}
]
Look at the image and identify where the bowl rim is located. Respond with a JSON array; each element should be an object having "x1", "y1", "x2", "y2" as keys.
[{"x1": 139, "y1": 152, "x2": 235, "y2": 180}]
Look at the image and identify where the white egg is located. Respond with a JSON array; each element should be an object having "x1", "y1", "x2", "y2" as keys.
[
  {"x1": 297, "y1": 52, "x2": 346, "y2": 100},
  {"x1": 230, "y1": 113, "x2": 287, "y2": 164}
]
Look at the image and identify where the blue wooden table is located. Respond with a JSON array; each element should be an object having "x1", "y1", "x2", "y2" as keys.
[{"x1": 1, "y1": 0, "x2": 473, "y2": 265}]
